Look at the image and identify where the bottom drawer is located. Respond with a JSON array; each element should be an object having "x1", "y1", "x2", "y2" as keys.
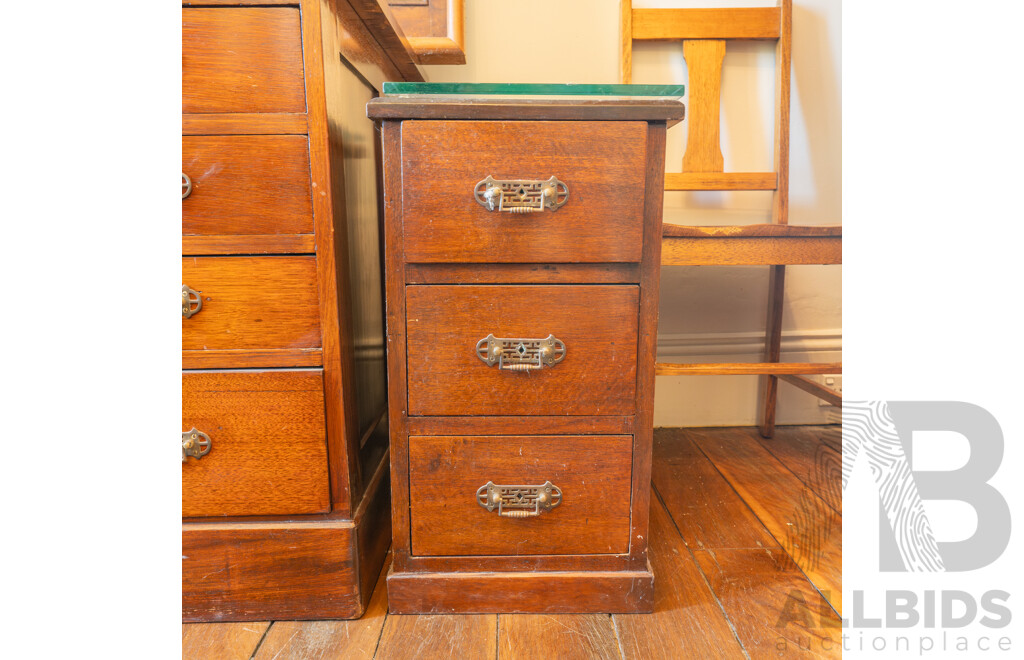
[
  {"x1": 409, "y1": 435, "x2": 633, "y2": 556},
  {"x1": 182, "y1": 370, "x2": 330, "y2": 517}
]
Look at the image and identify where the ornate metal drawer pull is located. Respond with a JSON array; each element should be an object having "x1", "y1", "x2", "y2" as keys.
[
  {"x1": 477, "y1": 481, "x2": 562, "y2": 518},
  {"x1": 182, "y1": 172, "x2": 192, "y2": 199},
  {"x1": 474, "y1": 175, "x2": 568, "y2": 213},
  {"x1": 182, "y1": 284, "x2": 202, "y2": 318},
  {"x1": 476, "y1": 334, "x2": 565, "y2": 371},
  {"x1": 182, "y1": 428, "x2": 211, "y2": 462}
]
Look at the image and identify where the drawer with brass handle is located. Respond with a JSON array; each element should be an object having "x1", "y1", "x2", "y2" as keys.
[
  {"x1": 406, "y1": 285, "x2": 638, "y2": 416},
  {"x1": 182, "y1": 370, "x2": 330, "y2": 518},
  {"x1": 408, "y1": 435, "x2": 633, "y2": 557},
  {"x1": 181, "y1": 256, "x2": 322, "y2": 369},
  {"x1": 400, "y1": 120, "x2": 647, "y2": 263},
  {"x1": 182, "y1": 135, "x2": 314, "y2": 254}
]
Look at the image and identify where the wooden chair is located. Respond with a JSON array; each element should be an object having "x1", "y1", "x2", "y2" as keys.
[{"x1": 621, "y1": 0, "x2": 841, "y2": 437}]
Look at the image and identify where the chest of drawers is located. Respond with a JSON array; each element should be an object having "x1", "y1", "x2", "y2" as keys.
[
  {"x1": 368, "y1": 92, "x2": 684, "y2": 613},
  {"x1": 181, "y1": 0, "x2": 421, "y2": 621}
]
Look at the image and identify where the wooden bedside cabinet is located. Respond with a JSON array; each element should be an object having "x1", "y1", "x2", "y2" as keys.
[
  {"x1": 368, "y1": 87, "x2": 684, "y2": 614},
  {"x1": 181, "y1": 0, "x2": 421, "y2": 621}
]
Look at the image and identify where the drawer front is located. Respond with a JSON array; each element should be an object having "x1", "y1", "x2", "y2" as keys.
[
  {"x1": 182, "y1": 136, "x2": 314, "y2": 242},
  {"x1": 182, "y1": 256, "x2": 321, "y2": 368},
  {"x1": 182, "y1": 370, "x2": 330, "y2": 517},
  {"x1": 406, "y1": 285, "x2": 638, "y2": 416},
  {"x1": 401, "y1": 121, "x2": 647, "y2": 263},
  {"x1": 183, "y1": 7, "x2": 306, "y2": 114},
  {"x1": 409, "y1": 435, "x2": 633, "y2": 556}
]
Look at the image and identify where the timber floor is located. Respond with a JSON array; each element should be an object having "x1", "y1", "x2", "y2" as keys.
[{"x1": 183, "y1": 425, "x2": 842, "y2": 659}]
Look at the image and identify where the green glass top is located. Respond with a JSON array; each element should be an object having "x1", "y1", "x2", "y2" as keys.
[{"x1": 382, "y1": 82, "x2": 684, "y2": 98}]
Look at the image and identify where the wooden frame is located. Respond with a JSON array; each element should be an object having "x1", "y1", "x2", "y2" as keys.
[
  {"x1": 621, "y1": 0, "x2": 841, "y2": 435},
  {"x1": 388, "y1": 0, "x2": 466, "y2": 64}
]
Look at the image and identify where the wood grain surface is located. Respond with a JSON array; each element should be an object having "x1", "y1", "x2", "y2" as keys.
[
  {"x1": 632, "y1": 7, "x2": 781, "y2": 40},
  {"x1": 386, "y1": 566, "x2": 654, "y2": 614},
  {"x1": 664, "y1": 171, "x2": 776, "y2": 190},
  {"x1": 254, "y1": 556, "x2": 390, "y2": 659},
  {"x1": 661, "y1": 236, "x2": 841, "y2": 265},
  {"x1": 181, "y1": 621, "x2": 270, "y2": 660},
  {"x1": 689, "y1": 427, "x2": 842, "y2": 615},
  {"x1": 400, "y1": 121, "x2": 647, "y2": 263},
  {"x1": 681, "y1": 40, "x2": 726, "y2": 173},
  {"x1": 406, "y1": 285, "x2": 638, "y2": 416},
  {"x1": 183, "y1": 7, "x2": 306, "y2": 114},
  {"x1": 498, "y1": 614, "x2": 620, "y2": 660},
  {"x1": 408, "y1": 435, "x2": 633, "y2": 556},
  {"x1": 651, "y1": 431, "x2": 779, "y2": 550},
  {"x1": 695, "y1": 549, "x2": 841, "y2": 658},
  {"x1": 376, "y1": 611, "x2": 497, "y2": 659},
  {"x1": 404, "y1": 263, "x2": 640, "y2": 285},
  {"x1": 182, "y1": 520, "x2": 360, "y2": 622},
  {"x1": 613, "y1": 496, "x2": 746, "y2": 659},
  {"x1": 182, "y1": 112, "x2": 308, "y2": 136},
  {"x1": 182, "y1": 370, "x2": 329, "y2": 518},
  {"x1": 182, "y1": 257, "x2": 321, "y2": 368},
  {"x1": 182, "y1": 136, "x2": 313, "y2": 242},
  {"x1": 756, "y1": 426, "x2": 842, "y2": 515}
]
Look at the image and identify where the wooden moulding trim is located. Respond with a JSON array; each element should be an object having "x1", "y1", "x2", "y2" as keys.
[
  {"x1": 181, "y1": 348, "x2": 323, "y2": 369},
  {"x1": 402, "y1": 553, "x2": 643, "y2": 574},
  {"x1": 779, "y1": 374, "x2": 842, "y2": 407},
  {"x1": 408, "y1": 37, "x2": 464, "y2": 65},
  {"x1": 655, "y1": 362, "x2": 842, "y2": 376},
  {"x1": 661, "y1": 236, "x2": 841, "y2": 266},
  {"x1": 182, "y1": 113, "x2": 308, "y2": 136},
  {"x1": 348, "y1": 0, "x2": 424, "y2": 81},
  {"x1": 632, "y1": 7, "x2": 781, "y2": 41},
  {"x1": 385, "y1": 562, "x2": 655, "y2": 614},
  {"x1": 664, "y1": 171, "x2": 777, "y2": 191},
  {"x1": 400, "y1": 0, "x2": 465, "y2": 64},
  {"x1": 366, "y1": 99, "x2": 686, "y2": 127},
  {"x1": 182, "y1": 234, "x2": 317, "y2": 255}
]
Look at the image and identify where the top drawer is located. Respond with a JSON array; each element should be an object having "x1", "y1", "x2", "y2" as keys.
[
  {"x1": 401, "y1": 121, "x2": 647, "y2": 263},
  {"x1": 182, "y1": 7, "x2": 306, "y2": 115}
]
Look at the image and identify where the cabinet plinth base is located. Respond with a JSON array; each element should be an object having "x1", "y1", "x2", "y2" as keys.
[{"x1": 386, "y1": 562, "x2": 654, "y2": 614}]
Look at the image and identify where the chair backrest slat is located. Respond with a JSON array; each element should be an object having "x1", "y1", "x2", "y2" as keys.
[{"x1": 622, "y1": 0, "x2": 792, "y2": 223}]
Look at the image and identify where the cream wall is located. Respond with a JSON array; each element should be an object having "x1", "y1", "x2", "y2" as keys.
[{"x1": 421, "y1": 0, "x2": 842, "y2": 427}]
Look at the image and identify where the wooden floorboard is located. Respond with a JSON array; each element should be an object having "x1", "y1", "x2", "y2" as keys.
[
  {"x1": 652, "y1": 429, "x2": 779, "y2": 550},
  {"x1": 694, "y1": 549, "x2": 842, "y2": 658},
  {"x1": 614, "y1": 495, "x2": 746, "y2": 659},
  {"x1": 688, "y1": 427, "x2": 842, "y2": 615},
  {"x1": 498, "y1": 614, "x2": 620, "y2": 660},
  {"x1": 180, "y1": 426, "x2": 842, "y2": 659},
  {"x1": 253, "y1": 554, "x2": 390, "y2": 659},
  {"x1": 756, "y1": 426, "x2": 842, "y2": 515},
  {"x1": 375, "y1": 612, "x2": 497, "y2": 660},
  {"x1": 181, "y1": 621, "x2": 270, "y2": 660}
]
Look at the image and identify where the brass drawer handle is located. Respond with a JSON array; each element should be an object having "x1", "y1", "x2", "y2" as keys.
[
  {"x1": 182, "y1": 284, "x2": 202, "y2": 319},
  {"x1": 182, "y1": 428, "x2": 211, "y2": 462},
  {"x1": 474, "y1": 176, "x2": 568, "y2": 213},
  {"x1": 182, "y1": 173, "x2": 192, "y2": 199},
  {"x1": 477, "y1": 481, "x2": 562, "y2": 518},
  {"x1": 476, "y1": 334, "x2": 565, "y2": 371}
]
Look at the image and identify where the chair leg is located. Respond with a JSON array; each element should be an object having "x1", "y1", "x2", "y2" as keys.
[{"x1": 758, "y1": 265, "x2": 786, "y2": 438}]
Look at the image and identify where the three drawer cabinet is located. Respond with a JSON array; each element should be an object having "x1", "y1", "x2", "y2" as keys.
[
  {"x1": 181, "y1": 0, "x2": 422, "y2": 621},
  {"x1": 368, "y1": 93, "x2": 685, "y2": 613}
]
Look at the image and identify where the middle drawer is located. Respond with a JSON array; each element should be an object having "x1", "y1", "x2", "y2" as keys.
[
  {"x1": 182, "y1": 256, "x2": 321, "y2": 369},
  {"x1": 406, "y1": 285, "x2": 638, "y2": 416}
]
